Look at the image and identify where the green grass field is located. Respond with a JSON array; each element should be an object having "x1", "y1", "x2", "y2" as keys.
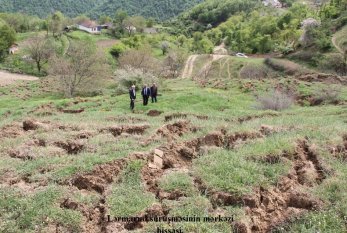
[{"x1": 1, "y1": 67, "x2": 347, "y2": 232}]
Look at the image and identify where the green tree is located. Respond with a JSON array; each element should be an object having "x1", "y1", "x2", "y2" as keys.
[
  {"x1": 0, "y1": 21, "x2": 16, "y2": 60},
  {"x1": 48, "y1": 11, "x2": 64, "y2": 37},
  {"x1": 110, "y1": 43, "x2": 126, "y2": 58},
  {"x1": 114, "y1": 10, "x2": 128, "y2": 25}
]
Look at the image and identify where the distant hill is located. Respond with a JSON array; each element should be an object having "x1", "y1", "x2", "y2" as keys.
[
  {"x1": 0, "y1": 0, "x2": 100, "y2": 18},
  {"x1": 89, "y1": 0, "x2": 204, "y2": 20},
  {"x1": 0, "y1": 0, "x2": 203, "y2": 20}
]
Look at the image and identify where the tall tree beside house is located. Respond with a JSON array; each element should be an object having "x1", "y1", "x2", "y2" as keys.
[
  {"x1": 48, "y1": 11, "x2": 64, "y2": 37},
  {"x1": 0, "y1": 20, "x2": 16, "y2": 60}
]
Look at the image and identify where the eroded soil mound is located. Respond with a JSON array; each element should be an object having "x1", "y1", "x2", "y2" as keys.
[
  {"x1": 330, "y1": 134, "x2": 347, "y2": 161},
  {"x1": 0, "y1": 123, "x2": 24, "y2": 138},
  {"x1": 69, "y1": 153, "x2": 147, "y2": 194},
  {"x1": 103, "y1": 125, "x2": 150, "y2": 137},
  {"x1": 156, "y1": 121, "x2": 198, "y2": 139},
  {"x1": 296, "y1": 73, "x2": 347, "y2": 85},
  {"x1": 231, "y1": 139, "x2": 326, "y2": 232},
  {"x1": 147, "y1": 110, "x2": 163, "y2": 117},
  {"x1": 165, "y1": 113, "x2": 188, "y2": 122},
  {"x1": 54, "y1": 140, "x2": 86, "y2": 154}
]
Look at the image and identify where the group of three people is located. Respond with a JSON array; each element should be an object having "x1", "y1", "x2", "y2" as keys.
[{"x1": 129, "y1": 83, "x2": 158, "y2": 110}]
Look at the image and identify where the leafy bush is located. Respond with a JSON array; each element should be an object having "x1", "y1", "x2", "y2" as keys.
[
  {"x1": 109, "y1": 43, "x2": 126, "y2": 58},
  {"x1": 256, "y1": 90, "x2": 294, "y2": 111}
]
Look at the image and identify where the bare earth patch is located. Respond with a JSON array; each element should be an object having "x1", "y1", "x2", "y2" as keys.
[{"x1": 0, "y1": 71, "x2": 39, "y2": 86}]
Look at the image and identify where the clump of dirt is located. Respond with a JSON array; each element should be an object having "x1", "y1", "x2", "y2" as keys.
[
  {"x1": 28, "y1": 103, "x2": 56, "y2": 116},
  {"x1": 61, "y1": 109, "x2": 85, "y2": 114},
  {"x1": 74, "y1": 131, "x2": 95, "y2": 139},
  {"x1": 296, "y1": 73, "x2": 347, "y2": 85},
  {"x1": 156, "y1": 121, "x2": 197, "y2": 140},
  {"x1": 260, "y1": 124, "x2": 280, "y2": 136},
  {"x1": 23, "y1": 119, "x2": 50, "y2": 131},
  {"x1": 104, "y1": 125, "x2": 150, "y2": 137},
  {"x1": 225, "y1": 131, "x2": 264, "y2": 149},
  {"x1": 0, "y1": 123, "x2": 24, "y2": 138},
  {"x1": 237, "y1": 112, "x2": 280, "y2": 124},
  {"x1": 106, "y1": 116, "x2": 146, "y2": 124},
  {"x1": 61, "y1": 198, "x2": 80, "y2": 210},
  {"x1": 54, "y1": 140, "x2": 86, "y2": 154},
  {"x1": 199, "y1": 132, "x2": 225, "y2": 147},
  {"x1": 165, "y1": 113, "x2": 188, "y2": 122},
  {"x1": 194, "y1": 114, "x2": 209, "y2": 120},
  {"x1": 69, "y1": 153, "x2": 147, "y2": 193},
  {"x1": 60, "y1": 197, "x2": 108, "y2": 233},
  {"x1": 26, "y1": 138, "x2": 46, "y2": 147},
  {"x1": 8, "y1": 146, "x2": 34, "y2": 160},
  {"x1": 147, "y1": 110, "x2": 163, "y2": 117},
  {"x1": 330, "y1": 134, "x2": 347, "y2": 161}
]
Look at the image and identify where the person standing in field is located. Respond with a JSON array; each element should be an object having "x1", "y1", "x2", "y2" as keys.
[
  {"x1": 129, "y1": 85, "x2": 136, "y2": 111},
  {"x1": 151, "y1": 83, "x2": 158, "y2": 103},
  {"x1": 141, "y1": 84, "x2": 151, "y2": 106}
]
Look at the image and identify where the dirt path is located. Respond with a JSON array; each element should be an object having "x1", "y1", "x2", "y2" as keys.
[
  {"x1": 332, "y1": 26, "x2": 346, "y2": 54},
  {"x1": 181, "y1": 55, "x2": 198, "y2": 78},
  {"x1": 332, "y1": 35, "x2": 343, "y2": 54},
  {"x1": 0, "y1": 71, "x2": 39, "y2": 86}
]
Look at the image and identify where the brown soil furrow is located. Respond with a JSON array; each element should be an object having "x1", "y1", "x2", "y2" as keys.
[
  {"x1": 61, "y1": 152, "x2": 148, "y2": 233},
  {"x1": 232, "y1": 139, "x2": 327, "y2": 233}
]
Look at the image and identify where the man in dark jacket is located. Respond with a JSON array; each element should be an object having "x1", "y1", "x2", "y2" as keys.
[
  {"x1": 129, "y1": 85, "x2": 136, "y2": 110},
  {"x1": 150, "y1": 83, "x2": 158, "y2": 103},
  {"x1": 141, "y1": 84, "x2": 151, "y2": 106}
]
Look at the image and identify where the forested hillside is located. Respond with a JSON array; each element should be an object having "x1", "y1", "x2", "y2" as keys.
[
  {"x1": 0, "y1": 0, "x2": 203, "y2": 20},
  {"x1": 89, "y1": 0, "x2": 203, "y2": 20},
  {"x1": 0, "y1": 0, "x2": 101, "y2": 18}
]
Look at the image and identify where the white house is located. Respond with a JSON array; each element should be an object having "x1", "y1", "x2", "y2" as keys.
[
  {"x1": 8, "y1": 43, "x2": 19, "y2": 54},
  {"x1": 263, "y1": 0, "x2": 282, "y2": 8},
  {"x1": 77, "y1": 20, "x2": 101, "y2": 34}
]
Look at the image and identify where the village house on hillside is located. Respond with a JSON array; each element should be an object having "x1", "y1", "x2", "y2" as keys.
[
  {"x1": 143, "y1": 27, "x2": 158, "y2": 34},
  {"x1": 8, "y1": 43, "x2": 19, "y2": 54},
  {"x1": 263, "y1": 0, "x2": 283, "y2": 8},
  {"x1": 77, "y1": 20, "x2": 101, "y2": 34}
]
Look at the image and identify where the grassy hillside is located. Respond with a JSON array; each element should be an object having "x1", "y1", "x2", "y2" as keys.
[{"x1": 1, "y1": 47, "x2": 347, "y2": 232}]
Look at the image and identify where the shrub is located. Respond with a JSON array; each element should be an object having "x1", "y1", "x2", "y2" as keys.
[
  {"x1": 312, "y1": 86, "x2": 341, "y2": 105},
  {"x1": 256, "y1": 90, "x2": 294, "y2": 111},
  {"x1": 239, "y1": 64, "x2": 273, "y2": 79},
  {"x1": 109, "y1": 43, "x2": 126, "y2": 58},
  {"x1": 264, "y1": 58, "x2": 302, "y2": 75},
  {"x1": 319, "y1": 53, "x2": 346, "y2": 75}
]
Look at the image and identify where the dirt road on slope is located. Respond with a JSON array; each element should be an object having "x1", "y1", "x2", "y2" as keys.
[
  {"x1": 332, "y1": 26, "x2": 346, "y2": 54},
  {"x1": 0, "y1": 71, "x2": 39, "y2": 87},
  {"x1": 181, "y1": 55, "x2": 198, "y2": 78}
]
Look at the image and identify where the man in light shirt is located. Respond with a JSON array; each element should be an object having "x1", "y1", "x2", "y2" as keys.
[{"x1": 129, "y1": 84, "x2": 136, "y2": 111}]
